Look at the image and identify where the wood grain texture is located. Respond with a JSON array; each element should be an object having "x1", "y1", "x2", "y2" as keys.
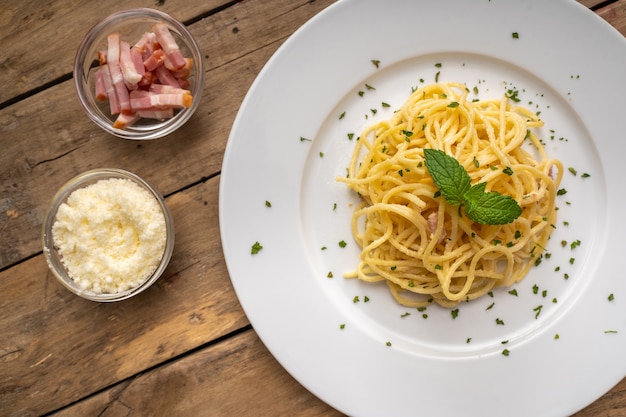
[
  {"x1": 0, "y1": 0, "x2": 231, "y2": 104},
  {"x1": 598, "y1": 0, "x2": 626, "y2": 34},
  {"x1": 1, "y1": 1, "x2": 625, "y2": 416},
  {"x1": 0, "y1": 0, "x2": 335, "y2": 269},
  {"x1": 0, "y1": 176, "x2": 248, "y2": 416},
  {"x1": 50, "y1": 329, "x2": 344, "y2": 417}
]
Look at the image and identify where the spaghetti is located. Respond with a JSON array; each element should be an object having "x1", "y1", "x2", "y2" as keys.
[{"x1": 338, "y1": 82, "x2": 563, "y2": 308}]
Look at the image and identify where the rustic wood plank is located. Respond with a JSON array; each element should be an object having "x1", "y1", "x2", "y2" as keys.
[
  {"x1": 597, "y1": 0, "x2": 626, "y2": 35},
  {"x1": 0, "y1": 0, "x2": 231, "y2": 104},
  {"x1": 0, "y1": 176, "x2": 249, "y2": 416},
  {"x1": 0, "y1": 0, "x2": 337, "y2": 270},
  {"x1": 50, "y1": 329, "x2": 344, "y2": 417}
]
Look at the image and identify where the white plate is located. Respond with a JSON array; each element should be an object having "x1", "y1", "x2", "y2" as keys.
[{"x1": 219, "y1": 1, "x2": 626, "y2": 416}]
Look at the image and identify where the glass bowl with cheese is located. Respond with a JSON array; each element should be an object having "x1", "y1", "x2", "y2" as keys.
[
  {"x1": 73, "y1": 8, "x2": 204, "y2": 140},
  {"x1": 42, "y1": 168, "x2": 175, "y2": 301}
]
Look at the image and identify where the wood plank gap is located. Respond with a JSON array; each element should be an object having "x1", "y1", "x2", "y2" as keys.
[
  {"x1": 0, "y1": 72, "x2": 73, "y2": 111},
  {"x1": 590, "y1": 0, "x2": 619, "y2": 11},
  {"x1": 0, "y1": 0, "x2": 244, "y2": 111},
  {"x1": 183, "y1": 0, "x2": 245, "y2": 26},
  {"x1": 40, "y1": 324, "x2": 254, "y2": 417},
  {"x1": 163, "y1": 171, "x2": 221, "y2": 198},
  {"x1": 0, "y1": 251, "x2": 41, "y2": 274}
]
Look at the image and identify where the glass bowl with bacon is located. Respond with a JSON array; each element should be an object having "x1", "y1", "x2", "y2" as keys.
[{"x1": 74, "y1": 8, "x2": 203, "y2": 140}]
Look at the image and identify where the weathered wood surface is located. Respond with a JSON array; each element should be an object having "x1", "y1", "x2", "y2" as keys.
[{"x1": 1, "y1": 1, "x2": 624, "y2": 416}]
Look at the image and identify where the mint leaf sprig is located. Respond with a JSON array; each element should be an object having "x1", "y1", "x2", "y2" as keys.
[{"x1": 424, "y1": 149, "x2": 522, "y2": 225}]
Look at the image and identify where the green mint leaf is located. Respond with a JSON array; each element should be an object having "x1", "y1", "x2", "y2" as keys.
[
  {"x1": 424, "y1": 149, "x2": 471, "y2": 206},
  {"x1": 464, "y1": 190, "x2": 522, "y2": 225}
]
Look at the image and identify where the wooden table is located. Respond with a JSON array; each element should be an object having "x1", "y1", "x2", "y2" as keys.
[{"x1": 1, "y1": 1, "x2": 624, "y2": 415}]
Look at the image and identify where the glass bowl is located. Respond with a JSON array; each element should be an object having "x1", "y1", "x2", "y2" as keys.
[
  {"x1": 42, "y1": 169, "x2": 175, "y2": 302},
  {"x1": 73, "y1": 8, "x2": 204, "y2": 140}
]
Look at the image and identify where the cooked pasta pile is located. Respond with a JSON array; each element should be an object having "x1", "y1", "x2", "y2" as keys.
[{"x1": 338, "y1": 82, "x2": 563, "y2": 308}]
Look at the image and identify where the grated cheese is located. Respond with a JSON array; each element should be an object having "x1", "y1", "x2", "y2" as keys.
[{"x1": 52, "y1": 178, "x2": 167, "y2": 294}]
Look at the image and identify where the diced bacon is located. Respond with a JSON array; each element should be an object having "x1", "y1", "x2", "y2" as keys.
[
  {"x1": 97, "y1": 50, "x2": 108, "y2": 65},
  {"x1": 98, "y1": 64, "x2": 120, "y2": 114},
  {"x1": 427, "y1": 212, "x2": 438, "y2": 236},
  {"x1": 154, "y1": 64, "x2": 180, "y2": 87},
  {"x1": 143, "y1": 49, "x2": 165, "y2": 71},
  {"x1": 133, "y1": 32, "x2": 155, "y2": 57},
  {"x1": 129, "y1": 89, "x2": 150, "y2": 99},
  {"x1": 137, "y1": 108, "x2": 174, "y2": 120},
  {"x1": 172, "y1": 58, "x2": 193, "y2": 79},
  {"x1": 148, "y1": 83, "x2": 190, "y2": 95},
  {"x1": 112, "y1": 111, "x2": 140, "y2": 129},
  {"x1": 427, "y1": 212, "x2": 446, "y2": 243},
  {"x1": 130, "y1": 92, "x2": 193, "y2": 110},
  {"x1": 119, "y1": 41, "x2": 143, "y2": 89},
  {"x1": 152, "y1": 23, "x2": 186, "y2": 71},
  {"x1": 137, "y1": 71, "x2": 156, "y2": 90},
  {"x1": 107, "y1": 33, "x2": 131, "y2": 112},
  {"x1": 94, "y1": 29, "x2": 195, "y2": 130},
  {"x1": 95, "y1": 69, "x2": 107, "y2": 101},
  {"x1": 177, "y1": 77, "x2": 190, "y2": 89},
  {"x1": 130, "y1": 48, "x2": 145, "y2": 76}
]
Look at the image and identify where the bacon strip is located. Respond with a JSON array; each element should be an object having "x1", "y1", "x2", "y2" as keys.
[
  {"x1": 130, "y1": 91, "x2": 192, "y2": 110},
  {"x1": 152, "y1": 23, "x2": 186, "y2": 71},
  {"x1": 112, "y1": 111, "x2": 140, "y2": 129},
  {"x1": 154, "y1": 64, "x2": 180, "y2": 87},
  {"x1": 119, "y1": 41, "x2": 143, "y2": 89},
  {"x1": 98, "y1": 64, "x2": 120, "y2": 114},
  {"x1": 106, "y1": 33, "x2": 131, "y2": 113},
  {"x1": 143, "y1": 49, "x2": 165, "y2": 71}
]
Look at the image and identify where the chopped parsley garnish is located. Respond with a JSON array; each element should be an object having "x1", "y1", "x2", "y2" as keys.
[
  {"x1": 251, "y1": 241, "x2": 263, "y2": 254},
  {"x1": 608, "y1": 293, "x2": 615, "y2": 302},
  {"x1": 512, "y1": 32, "x2": 519, "y2": 39},
  {"x1": 338, "y1": 240, "x2": 347, "y2": 248},
  {"x1": 502, "y1": 348, "x2": 510, "y2": 356},
  {"x1": 340, "y1": 323, "x2": 346, "y2": 329},
  {"x1": 451, "y1": 308, "x2": 459, "y2": 319},
  {"x1": 371, "y1": 59, "x2": 380, "y2": 68},
  {"x1": 265, "y1": 200, "x2": 272, "y2": 207},
  {"x1": 300, "y1": 136, "x2": 311, "y2": 142}
]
